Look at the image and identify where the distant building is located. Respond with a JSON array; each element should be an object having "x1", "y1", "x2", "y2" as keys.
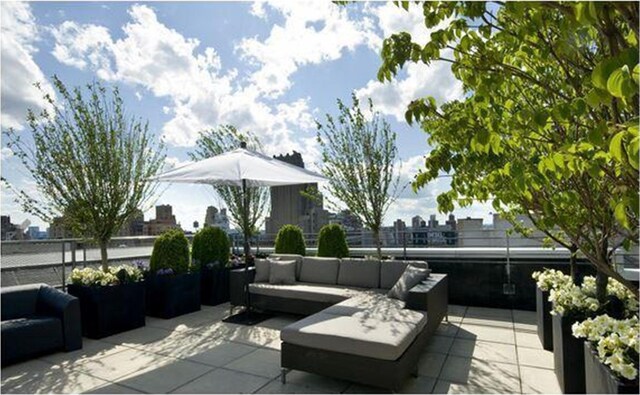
[
  {"x1": 27, "y1": 226, "x2": 48, "y2": 240},
  {"x1": 204, "y1": 206, "x2": 230, "y2": 231},
  {"x1": 264, "y1": 152, "x2": 329, "y2": 236},
  {"x1": 144, "y1": 205, "x2": 179, "y2": 235},
  {"x1": 48, "y1": 216, "x2": 74, "y2": 239},
  {"x1": 1, "y1": 216, "x2": 26, "y2": 241},
  {"x1": 329, "y1": 210, "x2": 362, "y2": 232},
  {"x1": 393, "y1": 219, "x2": 407, "y2": 245},
  {"x1": 116, "y1": 209, "x2": 145, "y2": 237},
  {"x1": 411, "y1": 214, "x2": 455, "y2": 246},
  {"x1": 411, "y1": 215, "x2": 424, "y2": 229}
]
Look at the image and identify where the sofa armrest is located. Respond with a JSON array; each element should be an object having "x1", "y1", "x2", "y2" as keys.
[
  {"x1": 405, "y1": 273, "x2": 448, "y2": 323},
  {"x1": 37, "y1": 286, "x2": 82, "y2": 351}
]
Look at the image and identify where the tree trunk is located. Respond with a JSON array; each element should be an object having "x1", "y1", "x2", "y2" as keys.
[
  {"x1": 100, "y1": 241, "x2": 109, "y2": 272},
  {"x1": 569, "y1": 244, "x2": 579, "y2": 285},
  {"x1": 373, "y1": 227, "x2": 382, "y2": 260},
  {"x1": 595, "y1": 269, "x2": 609, "y2": 304}
]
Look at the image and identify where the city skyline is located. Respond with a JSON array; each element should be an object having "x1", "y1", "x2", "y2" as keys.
[{"x1": 0, "y1": 1, "x2": 494, "y2": 231}]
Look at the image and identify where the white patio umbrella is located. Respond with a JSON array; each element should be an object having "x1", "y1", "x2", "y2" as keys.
[{"x1": 153, "y1": 142, "x2": 326, "y2": 265}]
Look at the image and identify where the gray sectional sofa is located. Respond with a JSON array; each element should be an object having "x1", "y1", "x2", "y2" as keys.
[{"x1": 242, "y1": 255, "x2": 448, "y2": 390}]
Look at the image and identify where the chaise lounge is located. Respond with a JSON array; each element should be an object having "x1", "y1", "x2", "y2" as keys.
[{"x1": 232, "y1": 255, "x2": 448, "y2": 390}]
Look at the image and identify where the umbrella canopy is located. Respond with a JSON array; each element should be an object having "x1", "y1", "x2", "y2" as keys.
[{"x1": 153, "y1": 145, "x2": 326, "y2": 186}]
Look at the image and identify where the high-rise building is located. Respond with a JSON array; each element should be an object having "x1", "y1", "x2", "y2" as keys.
[
  {"x1": 1, "y1": 216, "x2": 26, "y2": 240},
  {"x1": 48, "y1": 216, "x2": 73, "y2": 239},
  {"x1": 204, "y1": 206, "x2": 230, "y2": 231},
  {"x1": 411, "y1": 215, "x2": 424, "y2": 229},
  {"x1": 329, "y1": 210, "x2": 362, "y2": 232},
  {"x1": 393, "y1": 219, "x2": 407, "y2": 245},
  {"x1": 116, "y1": 209, "x2": 145, "y2": 237},
  {"x1": 264, "y1": 152, "x2": 329, "y2": 236},
  {"x1": 144, "y1": 205, "x2": 179, "y2": 235}
]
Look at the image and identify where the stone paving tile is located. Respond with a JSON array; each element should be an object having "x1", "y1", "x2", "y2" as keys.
[
  {"x1": 72, "y1": 347, "x2": 171, "y2": 382},
  {"x1": 512, "y1": 310, "x2": 537, "y2": 333},
  {"x1": 38, "y1": 339, "x2": 128, "y2": 370},
  {"x1": 517, "y1": 347, "x2": 554, "y2": 369},
  {"x1": 424, "y1": 335, "x2": 455, "y2": 354},
  {"x1": 520, "y1": 366, "x2": 562, "y2": 394},
  {"x1": 438, "y1": 355, "x2": 521, "y2": 393},
  {"x1": 84, "y1": 382, "x2": 144, "y2": 394},
  {"x1": 417, "y1": 352, "x2": 447, "y2": 378},
  {"x1": 146, "y1": 309, "x2": 228, "y2": 333},
  {"x1": 433, "y1": 379, "x2": 516, "y2": 394},
  {"x1": 277, "y1": 370, "x2": 350, "y2": 393},
  {"x1": 224, "y1": 348, "x2": 282, "y2": 379},
  {"x1": 457, "y1": 324, "x2": 516, "y2": 344},
  {"x1": 1, "y1": 360, "x2": 109, "y2": 394},
  {"x1": 171, "y1": 367, "x2": 271, "y2": 394},
  {"x1": 185, "y1": 341, "x2": 258, "y2": 367},
  {"x1": 115, "y1": 357, "x2": 213, "y2": 393},
  {"x1": 461, "y1": 316, "x2": 514, "y2": 329},
  {"x1": 465, "y1": 307, "x2": 513, "y2": 320},
  {"x1": 435, "y1": 322, "x2": 461, "y2": 337},
  {"x1": 101, "y1": 326, "x2": 173, "y2": 348},
  {"x1": 515, "y1": 331, "x2": 544, "y2": 349},
  {"x1": 400, "y1": 376, "x2": 437, "y2": 393},
  {"x1": 448, "y1": 339, "x2": 517, "y2": 364}
]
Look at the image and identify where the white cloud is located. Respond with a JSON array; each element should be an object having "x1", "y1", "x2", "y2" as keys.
[
  {"x1": 237, "y1": 0, "x2": 376, "y2": 98},
  {"x1": 1, "y1": 2, "x2": 54, "y2": 130},
  {"x1": 1, "y1": 147, "x2": 14, "y2": 160}
]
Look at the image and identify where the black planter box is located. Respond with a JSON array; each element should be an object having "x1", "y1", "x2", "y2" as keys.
[
  {"x1": 145, "y1": 272, "x2": 201, "y2": 319},
  {"x1": 536, "y1": 287, "x2": 553, "y2": 351},
  {"x1": 68, "y1": 282, "x2": 146, "y2": 339},
  {"x1": 200, "y1": 267, "x2": 230, "y2": 306},
  {"x1": 584, "y1": 342, "x2": 639, "y2": 394},
  {"x1": 553, "y1": 313, "x2": 586, "y2": 393}
]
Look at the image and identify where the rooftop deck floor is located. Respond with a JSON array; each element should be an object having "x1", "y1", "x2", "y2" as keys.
[{"x1": 1, "y1": 304, "x2": 560, "y2": 394}]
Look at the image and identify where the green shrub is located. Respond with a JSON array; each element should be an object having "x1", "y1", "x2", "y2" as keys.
[
  {"x1": 317, "y1": 224, "x2": 349, "y2": 258},
  {"x1": 192, "y1": 226, "x2": 231, "y2": 269},
  {"x1": 274, "y1": 224, "x2": 306, "y2": 256},
  {"x1": 150, "y1": 229, "x2": 190, "y2": 274}
]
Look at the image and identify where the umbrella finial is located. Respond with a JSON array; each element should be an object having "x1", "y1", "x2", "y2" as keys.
[{"x1": 240, "y1": 141, "x2": 247, "y2": 149}]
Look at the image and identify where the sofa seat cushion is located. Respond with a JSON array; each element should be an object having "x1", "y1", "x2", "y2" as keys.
[
  {"x1": 1, "y1": 316, "x2": 63, "y2": 365},
  {"x1": 338, "y1": 258, "x2": 380, "y2": 288},
  {"x1": 249, "y1": 282, "x2": 364, "y2": 304},
  {"x1": 299, "y1": 257, "x2": 341, "y2": 285},
  {"x1": 281, "y1": 312, "x2": 421, "y2": 361}
]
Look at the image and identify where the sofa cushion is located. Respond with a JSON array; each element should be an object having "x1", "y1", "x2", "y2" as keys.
[
  {"x1": 1, "y1": 284, "x2": 42, "y2": 321},
  {"x1": 269, "y1": 254, "x2": 304, "y2": 279},
  {"x1": 281, "y1": 312, "x2": 422, "y2": 361},
  {"x1": 337, "y1": 258, "x2": 380, "y2": 288},
  {"x1": 380, "y1": 260, "x2": 428, "y2": 289},
  {"x1": 1, "y1": 316, "x2": 63, "y2": 365},
  {"x1": 269, "y1": 260, "x2": 297, "y2": 285},
  {"x1": 387, "y1": 266, "x2": 429, "y2": 301},
  {"x1": 299, "y1": 257, "x2": 340, "y2": 285},
  {"x1": 249, "y1": 282, "x2": 364, "y2": 304},
  {"x1": 254, "y1": 259, "x2": 271, "y2": 283}
]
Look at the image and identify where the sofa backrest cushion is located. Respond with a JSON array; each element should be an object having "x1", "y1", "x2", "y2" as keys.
[
  {"x1": 1, "y1": 283, "x2": 42, "y2": 321},
  {"x1": 269, "y1": 254, "x2": 304, "y2": 278},
  {"x1": 337, "y1": 258, "x2": 380, "y2": 288},
  {"x1": 269, "y1": 260, "x2": 297, "y2": 285},
  {"x1": 254, "y1": 259, "x2": 271, "y2": 283},
  {"x1": 380, "y1": 260, "x2": 428, "y2": 289},
  {"x1": 300, "y1": 257, "x2": 340, "y2": 285}
]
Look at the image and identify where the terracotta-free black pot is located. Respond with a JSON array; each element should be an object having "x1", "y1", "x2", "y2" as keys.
[
  {"x1": 584, "y1": 342, "x2": 639, "y2": 394},
  {"x1": 68, "y1": 281, "x2": 145, "y2": 339},
  {"x1": 552, "y1": 313, "x2": 586, "y2": 393},
  {"x1": 145, "y1": 271, "x2": 201, "y2": 319},
  {"x1": 200, "y1": 266, "x2": 230, "y2": 306},
  {"x1": 536, "y1": 287, "x2": 553, "y2": 351}
]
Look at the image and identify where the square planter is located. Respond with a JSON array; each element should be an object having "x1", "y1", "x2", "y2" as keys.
[
  {"x1": 145, "y1": 271, "x2": 201, "y2": 319},
  {"x1": 552, "y1": 312, "x2": 586, "y2": 394},
  {"x1": 200, "y1": 267, "x2": 230, "y2": 306},
  {"x1": 584, "y1": 342, "x2": 639, "y2": 394},
  {"x1": 536, "y1": 287, "x2": 553, "y2": 351},
  {"x1": 68, "y1": 282, "x2": 145, "y2": 339}
]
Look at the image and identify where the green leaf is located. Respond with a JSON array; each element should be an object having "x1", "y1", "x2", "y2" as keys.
[
  {"x1": 633, "y1": 64, "x2": 639, "y2": 85},
  {"x1": 627, "y1": 136, "x2": 639, "y2": 170},
  {"x1": 592, "y1": 59, "x2": 618, "y2": 90},
  {"x1": 614, "y1": 201, "x2": 630, "y2": 229},
  {"x1": 585, "y1": 88, "x2": 611, "y2": 108},
  {"x1": 607, "y1": 67, "x2": 636, "y2": 98},
  {"x1": 609, "y1": 131, "x2": 625, "y2": 162}
]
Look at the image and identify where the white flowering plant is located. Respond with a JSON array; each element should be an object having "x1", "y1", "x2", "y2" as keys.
[
  {"x1": 532, "y1": 269, "x2": 572, "y2": 291},
  {"x1": 573, "y1": 314, "x2": 639, "y2": 381},
  {"x1": 69, "y1": 265, "x2": 144, "y2": 287}
]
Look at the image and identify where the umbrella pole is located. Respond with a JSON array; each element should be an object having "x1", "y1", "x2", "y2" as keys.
[{"x1": 242, "y1": 178, "x2": 252, "y2": 312}]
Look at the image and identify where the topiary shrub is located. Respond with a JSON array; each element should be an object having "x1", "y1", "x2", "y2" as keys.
[
  {"x1": 317, "y1": 224, "x2": 349, "y2": 258},
  {"x1": 274, "y1": 224, "x2": 306, "y2": 256},
  {"x1": 192, "y1": 226, "x2": 231, "y2": 269},
  {"x1": 150, "y1": 228, "x2": 190, "y2": 274}
]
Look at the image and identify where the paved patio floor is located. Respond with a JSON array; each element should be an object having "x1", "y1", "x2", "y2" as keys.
[{"x1": 1, "y1": 304, "x2": 561, "y2": 394}]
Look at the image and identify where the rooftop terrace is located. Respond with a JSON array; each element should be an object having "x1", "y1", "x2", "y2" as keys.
[{"x1": 1, "y1": 303, "x2": 559, "y2": 394}]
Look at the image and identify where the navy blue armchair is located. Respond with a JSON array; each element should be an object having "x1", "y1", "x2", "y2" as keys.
[{"x1": 1, "y1": 283, "x2": 82, "y2": 366}]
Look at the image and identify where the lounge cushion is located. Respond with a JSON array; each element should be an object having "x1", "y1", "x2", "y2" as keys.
[
  {"x1": 1, "y1": 284, "x2": 41, "y2": 321},
  {"x1": 249, "y1": 282, "x2": 364, "y2": 304},
  {"x1": 269, "y1": 260, "x2": 297, "y2": 285},
  {"x1": 281, "y1": 312, "x2": 422, "y2": 361},
  {"x1": 380, "y1": 260, "x2": 428, "y2": 289},
  {"x1": 1, "y1": 316, "x2": 63, "y2": 365},
  {"x1": 387, "y1": 266, "x2": 429, "y2": 301},
  {"x1": 269, "y1": 254, "x2": 304, "y2": 279},
  {"x1": 337, "y1": 258, "x2": 380, "y2": 288},
  {"x1": 299, "y1": 257, "x2": 340, "y2": 285},
  {"x1": 254, "y1": 259, "x2": 271, "y2": 283}
]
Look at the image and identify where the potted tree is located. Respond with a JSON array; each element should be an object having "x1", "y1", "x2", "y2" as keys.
[
  {"x1": 192, "y1": 226, "x2": 232, "y2": 305},
  {"x1": 317, "y1": 224, "x2": 349, "y2": 258},
  {"x1": 532, "y1": 269, "x2": 572, "y2": 351},
  {"x1": 573, "y1": 314, "x2": 639, "y2": 394},
  {"x1": 274, "y1": 225, "x2": 306, "y2": 256},
  {"x1": 145, "y1": 229, "x2": 201, "y2": 319},
  {"x1": 68, "y1": 265, "x2": 145, "y2": 339}
]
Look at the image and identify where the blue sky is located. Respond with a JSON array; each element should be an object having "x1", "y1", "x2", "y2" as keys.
[{"x1": 1, "y1": 1, "x2": 493, "y2": 231}]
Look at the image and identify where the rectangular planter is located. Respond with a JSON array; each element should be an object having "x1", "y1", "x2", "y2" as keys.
[
  {"x1": 552, "y1": 313, "x2": 586, "y2": 394},
  {"x1": 536, "y1": 287, "x2": 553, "y2": 351},
  {"x1": 68, "y1": 282, "x2": 145, "y2": 339},
  {"x1": 145, "y1": 272, "x2": 201, "y2": 319},
  {"x1": 584, "y1": 342, "x2": 639, "y2": 394},
  {"x1": 200, "y1": 267, "x2": 230, "y2": 306}
]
